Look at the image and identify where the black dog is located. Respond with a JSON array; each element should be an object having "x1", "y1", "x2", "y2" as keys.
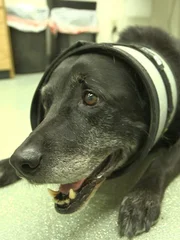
[{"x1": 1, "y1": 26, "x2": 180, "y2": 238}]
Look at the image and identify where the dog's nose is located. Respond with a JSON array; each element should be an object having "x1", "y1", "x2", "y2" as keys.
[{"x1": 10, "y1": 148, "x2": 42, "y2": 175}]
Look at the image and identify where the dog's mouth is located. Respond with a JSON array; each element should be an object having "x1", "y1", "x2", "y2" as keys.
[{"x1": 48, "y1": 154, "x2": 119, "y2": 214}]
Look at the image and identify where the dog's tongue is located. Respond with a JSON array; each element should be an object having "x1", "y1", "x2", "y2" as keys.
[{"x1": 60, "y1": 179, "x2": 85, "y2": 194}]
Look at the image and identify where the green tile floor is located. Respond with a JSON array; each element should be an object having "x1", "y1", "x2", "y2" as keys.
[{"x1": 0, "y1": 74, "x2": 180, "y2": 240}]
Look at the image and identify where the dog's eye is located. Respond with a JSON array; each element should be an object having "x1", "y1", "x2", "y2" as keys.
[{"x1": 83, "y1": 91, "x2": 98, "y2": 106}]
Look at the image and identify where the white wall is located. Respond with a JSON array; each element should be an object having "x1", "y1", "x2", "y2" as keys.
[
  {"x1": 96, "y1": 0, "x2": 180, "y2": 42},
  {"x1": 5, "y1": 0, "x2": 47, "y2": 7}
]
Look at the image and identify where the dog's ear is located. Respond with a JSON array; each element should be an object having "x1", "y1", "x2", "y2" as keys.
[{"x1": 30, "y1": 41, "x2": 94, "y2": 130}]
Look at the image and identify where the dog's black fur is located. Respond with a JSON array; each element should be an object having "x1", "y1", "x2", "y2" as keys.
[{"x1": 1, "y1": 26, "x2": 180, "y2": 238}]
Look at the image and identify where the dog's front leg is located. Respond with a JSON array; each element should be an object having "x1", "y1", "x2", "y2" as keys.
[
  {"x1": 118, "y1": 142, "x2": 180, "y2": 238},
  {"x1": 0, "y1": 159, "x2": 21, "y2": 187}
]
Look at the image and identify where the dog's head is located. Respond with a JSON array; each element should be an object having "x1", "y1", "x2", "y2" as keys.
[{"x1": 10, "y1": 49, "x2": 149, "y2": 213}]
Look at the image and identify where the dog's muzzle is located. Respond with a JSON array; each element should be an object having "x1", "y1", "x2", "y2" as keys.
[{"x1": 30, "y1": 41, "x2": 178, "y2": 213}]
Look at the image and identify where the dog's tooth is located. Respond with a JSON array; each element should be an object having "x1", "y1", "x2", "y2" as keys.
[
  {"x1": 57, "y1": 200, "x2": 66, "y2": 205},
  {"x1": 65, "y1": 199, "x2": 70, "y2": 204},
  {"x1": 48, "y1": 188, "x2": 60, "y2": 197},
  {"x1": 56, "y1": 199, "x2": 70, "y2": 205},
  {"x1": 69, "y1": 189, "x2": 77, "y2": 200}
]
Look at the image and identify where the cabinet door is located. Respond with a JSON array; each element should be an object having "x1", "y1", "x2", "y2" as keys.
[
  {"x1": 0, "y1": 24, "x2": 11, "y2": 70},
  {"x1": 0, "y1": 9, "x2": 5, "y2": 24},
  {"x1": 0, "y1": 0, "x2": 3, "y2": 8}
]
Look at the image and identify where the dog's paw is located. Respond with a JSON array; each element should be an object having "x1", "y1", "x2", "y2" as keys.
[
  {"x1": 118, "y1": 189, "x2": 161, "y2": 239},
  {"x1": 0, "y1": 159, "x2": 21, "y2": 187}
]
